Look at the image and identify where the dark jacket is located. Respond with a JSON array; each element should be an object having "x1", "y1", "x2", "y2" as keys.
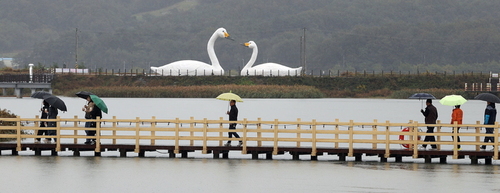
[
  {"x1": 422, "y1": 104, "x2": 438, "y2": 124},
  {"x1": 484, "y1": 103, "x2": 497, "y2": 125},
  {"x1": 229, "y1": 105, "x2": 238, "y2": 121},
  {"x1": 47, "y1": 106, "x2": 58, "y2": 119},
  {"x1": 90, "y1": 105, "x2": 102, "y2": 119}
]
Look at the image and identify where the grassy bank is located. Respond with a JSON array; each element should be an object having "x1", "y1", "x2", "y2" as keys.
[{"x1": 50, "y1": 74, "x2": 487, "y2": 98}]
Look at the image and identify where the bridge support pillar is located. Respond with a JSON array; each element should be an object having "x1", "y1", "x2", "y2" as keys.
[
  {"x1": 31, "y1": 88, "x2": 36, "y2": 95},
  {"x1": 14, "y1": 88, "x2": 22, "y2": 98},
  {"x1": 95, "y1": 152, "x2": 101, "y2": 157},
  {"x1": 292, "y1": 152, "x2": 300, "y2": 160},
  {"x1": 12, "y1": 149, "x2": 18, "y2": 155},
  {"x1": 485, "y1": 157, "x2": 492, "y2": 165},
  {"x1": 424, "y1": 155, "x2": 432, "y2": 163},
  {"x1": 266, "y1": 152, "x2": 272, "y2": 160},
  {"x1": 168, "y1": 151, "x2": 175, "y2": 158},
  {"x1": 2, "y1": 88, "x2": 6, "y2": 96},
  {"x1": 380, "y1": 155, "x2": 387, "y2": 162},
  {"x1": 354, "y1": 153, "x2": 362, "y2": 162},
  {"x1": 181, "y1": 151, "x2": 188, "y2": 158},
  {"x1": 395, "y1": 155, "x2": 402, "y2": 162},
  {"x1": 439, "y1": 156, "x2": 447, "y2": 164},
  {"x1": 51, "y1": 149, "x2": 57, "y2": 156},
  {"x1": 338, "y1": 153, "x2": 346, "y2": 161},
  {"x1": 311, "y1": 155, "x2": 318, "y2": 161},
  {"x1": 73, "y1": 150, "x2": 80, "y2": 156},
  {"x1": 120, "y1": 149, "x2": 127, "y2": 157},
  {"x1": 251, "y1": 152, "x2": 258, "y2": 159},
  {"x1": 222, "y1": 152, "x2": 229, "y2": 159},
  {"x1": 470, "y1": 156, "x2": 478, "y2": 165},
  {"x1": 138, "y1": 150, "x2": 145, "y2": 157},
  {"x1": 213, "y1": 151, "x2": 220, "y2": 159}
]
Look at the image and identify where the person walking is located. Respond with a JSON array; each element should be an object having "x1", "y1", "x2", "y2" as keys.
[
  {"x1": 225, "y1": 100, "x2": 242, "y2": 147},
  {"x1": 35, "y1": 101, "x2": 50, "y2": 143},
  {"x1": 82, "y1": 96, "x2": 102, "y2": 145},
  {"x1": 450, "y1": 105, "x2": 463, "y2": 150},
  {"x1": 46, "y1": 104, "x2": 58, "y2": 143},
  {"x1": 481, "y1": 102, "x2": 497, "y2": 150},
  {"x1": 420, "y1": 99, "x2": 438, "y2": 150}
]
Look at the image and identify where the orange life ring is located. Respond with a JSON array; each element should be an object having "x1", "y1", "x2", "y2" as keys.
[{"x1": 399, "y1": 127, "x2": 421, "y2": 149}]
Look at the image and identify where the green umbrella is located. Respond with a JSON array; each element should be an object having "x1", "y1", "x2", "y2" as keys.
[
  {"x1": 439, "y1": 95, "x2": 467, "y2": 106},
  {"x1": 90, "y1": 95, "x2": 108, "y2": 114}
]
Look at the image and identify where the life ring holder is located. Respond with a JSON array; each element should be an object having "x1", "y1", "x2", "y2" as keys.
[{"x1": 399, "y1": 127, "x2": 422, "y2": 149}]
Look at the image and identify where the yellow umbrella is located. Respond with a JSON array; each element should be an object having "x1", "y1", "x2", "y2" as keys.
[{"x1": 216, "y1": 91, "x2": 243, "y2": 102}]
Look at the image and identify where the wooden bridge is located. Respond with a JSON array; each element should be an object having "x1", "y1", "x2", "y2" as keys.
[{"x1": 0, "y1": 116, "x2": 499, "y2": 165}]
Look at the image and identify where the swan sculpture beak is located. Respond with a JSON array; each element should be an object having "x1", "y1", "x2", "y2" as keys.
[{"x1": 224, "y1": 32, "x2": 235, "y2": 41}]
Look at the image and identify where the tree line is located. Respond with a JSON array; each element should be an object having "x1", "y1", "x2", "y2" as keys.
[{"x1": 2, "y1": 0, "x2": 500, "y2": 72}]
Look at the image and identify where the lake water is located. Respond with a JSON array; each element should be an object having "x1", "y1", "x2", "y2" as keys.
[{"x1": 1, "y1": 97, "x2": 500, "y2": 192}]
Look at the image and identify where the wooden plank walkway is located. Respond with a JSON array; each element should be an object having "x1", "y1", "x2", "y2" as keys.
[{"x1": 0, "y1": 116, "x2": 499, "y2": 164}]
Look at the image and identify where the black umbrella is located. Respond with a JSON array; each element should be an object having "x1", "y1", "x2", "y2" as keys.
[
  {"x1": 30, "y1": 91, "x2": 52, "y2": 99},
  {"x1": 42, "y1": 95, "x2": 67, "y2": 111},
  {"x1": 76, "y1": 91, "x2": 94, "y2": 99},
  {"x1": 474, "y1": 93, "x2": 500, "y2": 103},
  {"x1": 409, "y1": 93, "x2": 436, "y2": 109}
]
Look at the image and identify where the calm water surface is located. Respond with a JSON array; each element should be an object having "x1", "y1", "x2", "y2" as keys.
[{"x1": 1, "y1": 97, "x2": 500, "y2": 192}]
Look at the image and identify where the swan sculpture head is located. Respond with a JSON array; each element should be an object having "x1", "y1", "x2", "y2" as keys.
[
  {"x1": 243, "y1": 41, "x2": 256, "y2": 49},
  {"x1": 216, "y1": 28, "x2": 233, "y2": 40}
]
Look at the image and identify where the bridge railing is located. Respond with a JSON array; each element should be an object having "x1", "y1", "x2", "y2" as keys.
[{"x1": 0, "y1": 116, "x2": 498, "y2": 159}]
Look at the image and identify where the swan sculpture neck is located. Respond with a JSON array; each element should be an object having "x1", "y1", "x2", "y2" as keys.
[
  {"x1": 207, "y1": 31, "x2": 222, "y2": 69},
  {"x1": 242, "y1": 42, "x2": 258, "y2": 72}
]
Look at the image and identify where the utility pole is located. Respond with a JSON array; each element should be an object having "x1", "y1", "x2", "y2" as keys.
[
  {"x1": 300, "y1": 28, "x2": 307, "y2": 75},
  {"x1": 75, "y1": 28, "x2": 78, "y2": 69}
]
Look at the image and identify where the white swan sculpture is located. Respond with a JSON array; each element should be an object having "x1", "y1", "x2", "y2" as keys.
[
  {"x1": 241, "y1": 41, "x2": 302, "y2": 76},
  {"x1": 151, "y1": 28, "x2": 232, "y2": 76}
]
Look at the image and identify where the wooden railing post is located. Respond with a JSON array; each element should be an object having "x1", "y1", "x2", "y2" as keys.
[
  {"x1": 384, "y1": 120, "x2": 390, "y2": 158},
  {"x1": 334, "y1": 119, "x2": 339, "y2": 148},
  {"x1": 257, "y1": 118, "x2": 262, "y2": 147},
  {"x1": 273, "y1": 119, "x2": 279, "y2": 155},
  {"x1": 475, "y1": 120, "x2": 481, "y2": 151},
  {"x1": 95, "y1": 116, "x2": 102, "y2": 153},
  {"x1": 372, "y1": 119, "x2": 378, "y2": 149},
  {"x1": 16, "y1": 116, "x2": 21, "y2": 151},
  {"x1": 311, "y1": 119, "x2": 317, "y2": 156},
  {"x1": 151, "y1": 116, "x2": 156, "y2": 146},
  {"x1": 412, "y1": 121, "x2": 419, "y2": 158},
  {"x1": 202, "y1": 118, "x2": 208, "y2": 154},
  {"x1": 174, "y1": 118, "x2": 180, "y2": 154},
  {"x1": 219, "y1": 117, "x2": 224, "y2": 146},
  {"x1": 112, "y1": 116, "x2": 117, "y2": 145},
  {"x1": 452, "y1": 121, "x2": 459, "y2": 159},
  {"x1": 190, "y1": 117, "x2": 194, "y2": 146},
  {"x1": 242, "y1": 118, "x2": 247, "y2": 154},
  {"x1": 494, "y1": 122, "x2": 499, "y2": 160},
  {"x1": 436, "y1": 120, "x2": 441, "y2": 150},
  {"x1": 348, "y1": 120, "x2": 354, "y2": 157},
  {"x1": 34, "y1": 115, "x2": 40, "y2": 142},
  {"x1": 73, "y1": 115, "x2": 78, "y2": 144},
  {"x1": 55, "y1": 116, "x2": 61, "y2": 152},
  {"x1": 296, "y1": 118, "x2": 301, "y2": 147},
  {"x1": 134, "y1": 117, "x2": 140, "y2": 153}
]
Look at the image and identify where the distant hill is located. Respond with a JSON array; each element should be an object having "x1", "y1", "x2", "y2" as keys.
[{"x1": 2, "y1": 0, "x2": 500, "y2": 73}]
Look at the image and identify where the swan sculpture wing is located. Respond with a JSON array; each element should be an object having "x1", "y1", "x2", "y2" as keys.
[
  {"x1": 241, "y1": 41, "x2": 302, "y2": 76},
  {"x1": 151, "y1": 28, "x2": 231, "y2": 76}
]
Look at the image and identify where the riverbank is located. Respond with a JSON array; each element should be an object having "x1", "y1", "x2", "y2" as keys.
[{"x1": 45, "y1": 73, "x2": 488, "y2": 98}]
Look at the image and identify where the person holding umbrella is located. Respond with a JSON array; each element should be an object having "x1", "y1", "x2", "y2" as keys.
[
  {"x1": 35, "y1": 101, "x2": 50, "y2": 143},
  {"x1": 46, "y1": 103, "x2": 58, "y2": 143},
  {"x1": 481, "y1": 101, "x2": 497, "y2": 150},
  {"x1": 225, "y1": 100, "x2": 242, "y2": 147},
  {"x1": 420, "y1": 99, "x2": 438, "y2": 150},
  {"x1": 440, "y1": 95, "x2": 467, "y2": 150},
  {"x1": 450, "y1": 105, "x2": 463, "y2": 150},
  {"x1": 82, "y1": 96, "x2": 102, "y2": 145}
]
